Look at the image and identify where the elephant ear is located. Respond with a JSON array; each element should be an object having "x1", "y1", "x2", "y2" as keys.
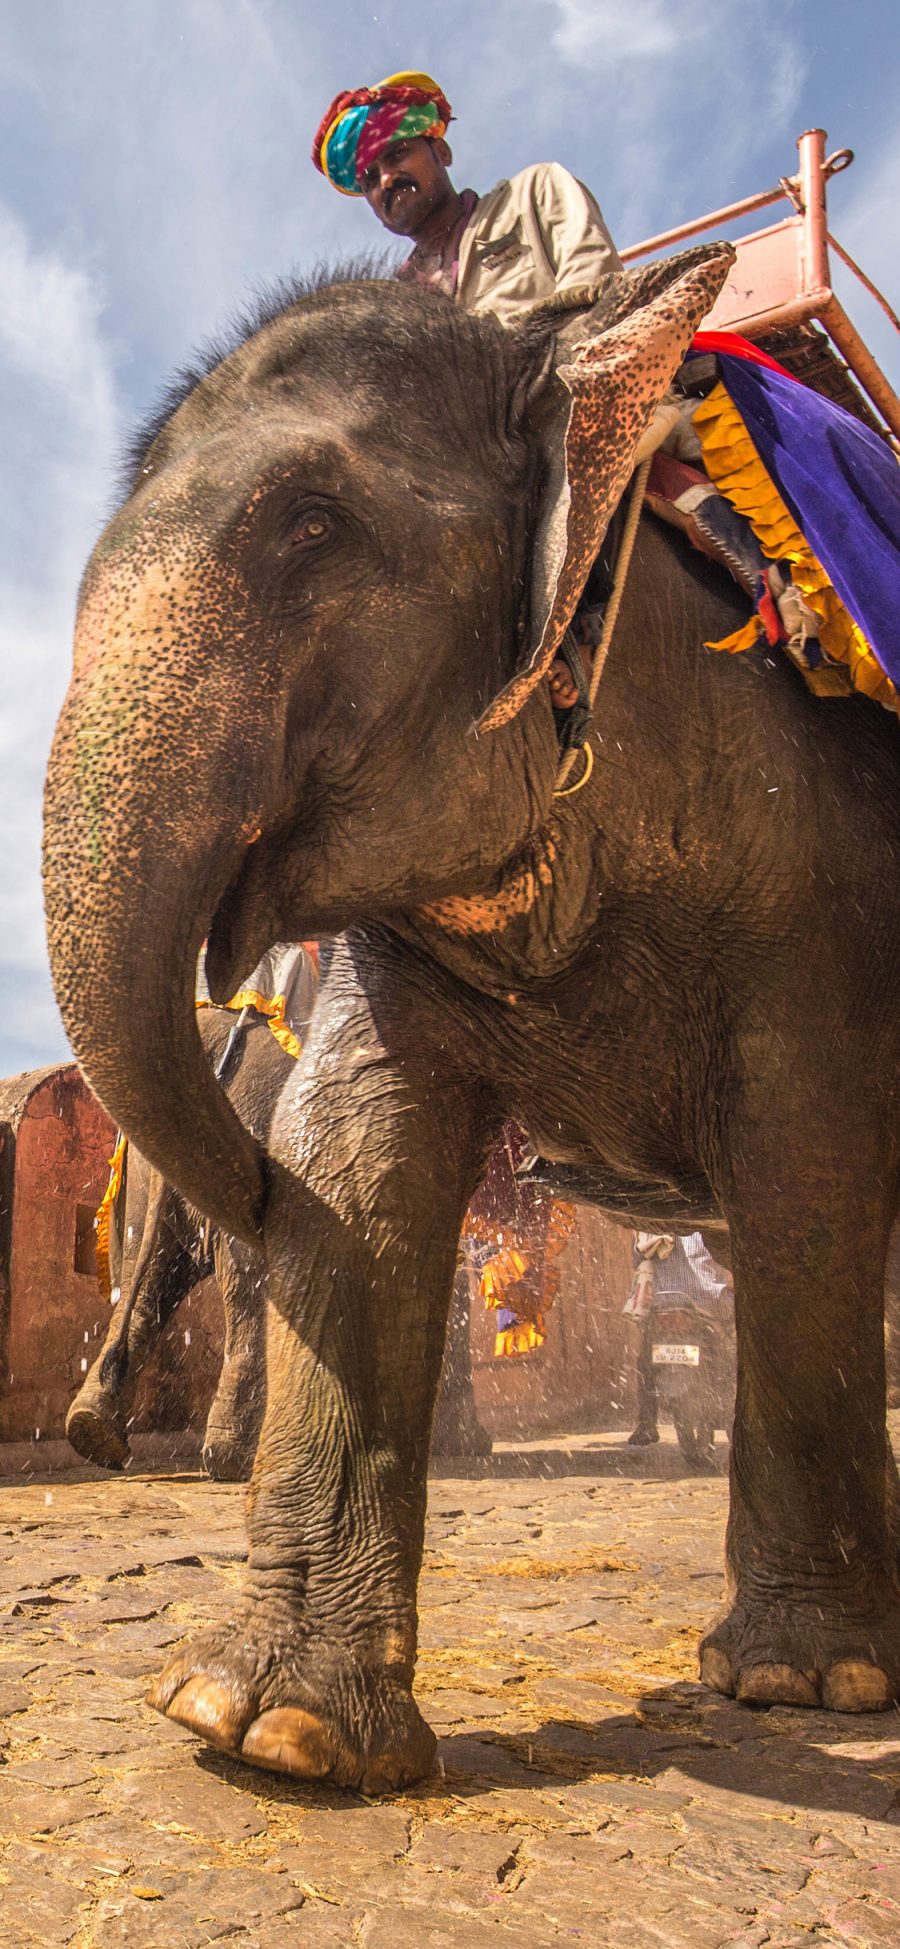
[{"x1": 477, "y1": 241, "x2": 735, "y2": 733}]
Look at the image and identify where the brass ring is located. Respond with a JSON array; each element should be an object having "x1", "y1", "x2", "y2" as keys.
[{"x1": 554, "y1": 739, "x2": 594, "y2": 797}]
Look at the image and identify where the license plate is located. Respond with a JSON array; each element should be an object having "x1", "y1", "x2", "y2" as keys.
[{"x1": 652, "y1": 1343, "x2": 701, "y2": 1366}]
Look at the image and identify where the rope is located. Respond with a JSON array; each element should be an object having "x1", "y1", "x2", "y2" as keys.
[{"x1": 553, "y1": 456, "x2": 652, "y2": 795}]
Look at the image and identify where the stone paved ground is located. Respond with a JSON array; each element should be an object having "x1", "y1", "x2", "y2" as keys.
[{"x1": 1, "y1": 1426, "x2": 900, "y2": 1947}]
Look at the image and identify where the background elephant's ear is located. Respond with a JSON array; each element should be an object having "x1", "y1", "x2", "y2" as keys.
[{"x1": 477, "y1": 242, "x2": 735, "y2": 734}]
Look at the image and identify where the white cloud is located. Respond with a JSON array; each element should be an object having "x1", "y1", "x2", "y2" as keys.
[
  {"x1": 0, "y1": 213, "x2": 111, "y2": 405},
  {"x1": 539, "y1": 0, "x2": 808, "y2": 242},
  {"x1": 552, "y1": 0, "x2": 695, "y2": 62},
  {"x1": 0, "y1": 202, "x2": 120, "y2": 1072}
]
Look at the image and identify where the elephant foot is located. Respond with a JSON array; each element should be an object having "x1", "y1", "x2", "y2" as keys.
[
  {"x1": 202, "y1": 1359, "x2": 264, "y2": 1481},
  {"x1": 699, "y1": 1596, "x2": 900, "y2": 1713},
  {"x1": 202, "y1": 1426, "x2": 256, "y2": 1482},
  {"x1": 148, "y1": 1615, "x2": 436, "y2": 1790},
  {"x1": 65, "y1": 1375, "x2": 130, "y2": 1471}
]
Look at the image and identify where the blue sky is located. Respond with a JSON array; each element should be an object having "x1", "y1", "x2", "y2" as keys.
[{"x1": 1, "y1": 0, "x2": 898, "y2": 1077}]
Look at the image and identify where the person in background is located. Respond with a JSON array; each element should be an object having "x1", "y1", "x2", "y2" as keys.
[{"x1": 624, "y1": 1231, "x2": 733, "y2": 1445}]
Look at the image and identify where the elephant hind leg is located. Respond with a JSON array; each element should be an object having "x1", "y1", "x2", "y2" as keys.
[
  {"x1": 65, "y1": 1378, "x2": 132, "y2": 1470},
  {"x1": 701, "y1": 1075, "x2": 900, "y2": 1714},
  {"x1": 429, "y1": 1264, "x2": 492, "y2": 1460},
  {"x1": 201, "y1": 1238, "x2": 266, "y2": 1481}
]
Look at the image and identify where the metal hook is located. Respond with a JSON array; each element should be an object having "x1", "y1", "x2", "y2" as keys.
[{"x1": 553, "y1": 739, "x2": 594, "y2": 797}]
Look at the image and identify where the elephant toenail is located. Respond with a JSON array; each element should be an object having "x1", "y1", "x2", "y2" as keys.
[
  {"x1": 735, "y1": 1664, "x2": 819, "y2": 1707},
  {"x1": 821, "y1": 1661, "x2": 893, "y2": 1712},
  {"x1": 151, "y1": 1674, "x2": 247, "y2": 1750},
  {"x1": 241, "y1": 1707, "x2": 338, "y2": 1778},
  {"x1": 699, "y1": 1645, "x2": 734, "y2": 1694}
]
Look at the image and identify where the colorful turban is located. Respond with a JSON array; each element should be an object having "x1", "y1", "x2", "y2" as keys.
[{"x1": 312, "y1": 70, "x2": 452, "y2": 196}]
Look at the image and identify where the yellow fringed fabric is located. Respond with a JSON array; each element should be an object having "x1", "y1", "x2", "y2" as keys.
[
  {"x1": 480, "y1": 1244, "x2": 529, "y2": 1308},
  {"x1": 495, "y1": 1314, "x2": 546, "y2": 1358},
  {"x1": 711, "y1": 614, "x2": 766, "y2": 657},
  {"x1": 544, "y1": 1199, "x2": 577, "y2": 1262},
  {"x1": 197, "y1": 988, "x2": 303, "y2": 1060},
  {"x1": 95, "y1": 1133, "x2": 128, "y2": 1301},
  {"x1": 693, "y1": 382, "x2": 899, "y2": 712},
  {"x1": 469, "y1": 1197, "x2": 578, "y2": 1357},
  {"x1": 224, "y1": 988, "x2": 304, "y2": 1060}
]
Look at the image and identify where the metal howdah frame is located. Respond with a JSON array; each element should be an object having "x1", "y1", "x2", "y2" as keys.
[{"x1": 621, "y1": 128, "x2": 900, "y2": 446}]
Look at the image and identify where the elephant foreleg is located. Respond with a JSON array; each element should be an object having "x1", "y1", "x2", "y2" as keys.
[{"x1": 149, "y1": 944, "x2": 500, "y2": 1788}]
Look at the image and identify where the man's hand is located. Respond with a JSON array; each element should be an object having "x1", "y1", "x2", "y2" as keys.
[{"x1": 547, "y1": 657, "x2": 580, "y2": 710}]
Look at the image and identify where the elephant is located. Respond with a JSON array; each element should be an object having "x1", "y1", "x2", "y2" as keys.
[
  {"x1": 43, "y1": 241, "x2": 900, "y2": 1793},
  {"x1": 66, "y1": 1005, "x2": 489, "y2": 1478}
]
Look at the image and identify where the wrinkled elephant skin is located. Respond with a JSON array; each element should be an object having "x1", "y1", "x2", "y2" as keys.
[
  {"x1": 64, "y1": 1002, "x2": 489, "y2": 1483},
  {"x1": 43, "y1": 267, "x2": 900, "y2": 1789}
]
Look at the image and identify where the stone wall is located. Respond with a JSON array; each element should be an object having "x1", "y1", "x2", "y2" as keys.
[
  {"x1": 0, "y1": 1065, "x2": 116, "y2": 1442},
  {"x1": 0, "y1": 1065, "x2": 221, "y2": 1447}
]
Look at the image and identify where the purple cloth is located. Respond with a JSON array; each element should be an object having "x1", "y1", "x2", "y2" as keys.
[{"x1": 716, "y1": 352, "x2": 900, "y2": 685}]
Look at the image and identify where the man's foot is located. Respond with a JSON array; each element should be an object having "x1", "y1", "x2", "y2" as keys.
[{"x1": 547, "y1": 657, "x2": 580, "y2": 711}]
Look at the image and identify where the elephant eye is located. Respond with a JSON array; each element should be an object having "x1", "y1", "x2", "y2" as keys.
[{"x1": 293, "y1": 510, "x2": 333, "y2": 547}]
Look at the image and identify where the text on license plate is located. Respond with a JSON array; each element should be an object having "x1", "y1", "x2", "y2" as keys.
[{"x1": 652, "y1": 1343, "x2": 700, "y2": 1366}]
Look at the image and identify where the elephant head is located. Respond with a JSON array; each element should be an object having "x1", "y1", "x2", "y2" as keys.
[{"x1": 43, "y1": 245, "x2": 732, "y2": 1241}]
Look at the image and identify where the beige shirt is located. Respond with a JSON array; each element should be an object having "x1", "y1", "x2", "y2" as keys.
[{"x1": 455, "y1": 163, "x2": 621, "y2": 324}]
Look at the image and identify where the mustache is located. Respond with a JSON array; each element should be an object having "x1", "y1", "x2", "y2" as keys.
[{"x1": 384, "y1": 178, "x2": 417, "y2": 209}]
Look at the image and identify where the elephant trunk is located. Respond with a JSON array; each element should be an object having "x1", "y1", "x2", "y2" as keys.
[{"x1": 43, "y1": 551, "x2": 272, "y2": 1245}]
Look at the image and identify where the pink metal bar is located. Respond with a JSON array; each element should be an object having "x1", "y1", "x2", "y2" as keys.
[
  {"x1": 620, "y1": 136, "x2": 854, "y2": 267},
  {"x1": 620, "y1": 129, "x2": 900, "y2": 440},
  {"x1": 619, "y1": 182, "x2": 796, "y2": 263},
  {"x1": 827, "y1": 232, "x2": 900, "y2": 337},
  {"x1": 818, "y1": 294, "x2": 900, "y2": 442},
  {"x1": 701, "y1": 219, "x2": 818, "y2": 334},
  {"x1": 797, "y1": 128, "x2": 830, "y2": 296}
]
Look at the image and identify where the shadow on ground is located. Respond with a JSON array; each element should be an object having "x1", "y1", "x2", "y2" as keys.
[
  {"x1": 439, "y1": 1690, "x2": 900, "y2": 1824},
  {"x1": 188, "y1": 1679, "x2": 900, "y2": 1830}
]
